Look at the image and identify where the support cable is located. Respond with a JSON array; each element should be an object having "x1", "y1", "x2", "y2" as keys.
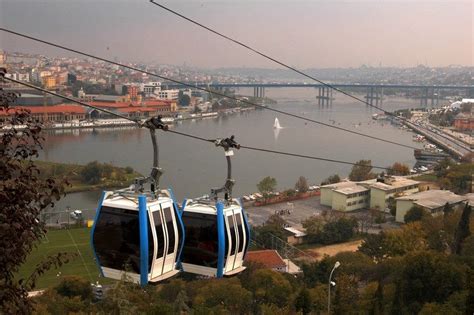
[
  {"x1": 0, "y1": 28, "x2": 417, "y2": 150},
  {"x1": 149, "y1": 1, "x2": 394, "y2": 115},
  {"x1": 1, "y1": 75, "x2": 394, "y2": 171}
]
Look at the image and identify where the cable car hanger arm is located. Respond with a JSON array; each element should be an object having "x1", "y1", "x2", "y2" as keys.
[{"x1": 210, "y1": 135, "x2": 240, "y2": 202}]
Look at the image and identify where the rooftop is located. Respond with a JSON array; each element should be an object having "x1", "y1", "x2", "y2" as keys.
[
  {"x1": 0, "y1": 105, "x2": 86, "y2": 115},
  {"x1": 334, "y1": 185, "x2": 369, "y2": 195},
  {"x1": 370, "y1": 176, "x2": 419, "y2": 191},
  {"x1": 245, "y1": 250, "x2": 287, "y2": 269},
  {"x1": 397, "y1": 190, "x2": 467, "y2": 210},
  {"x1": 284, "y1": 227, "x2": 307, "y2": 237}
]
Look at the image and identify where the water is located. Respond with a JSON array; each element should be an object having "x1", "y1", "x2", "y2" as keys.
[{"x1": 40, "y1": 88, "x2": 423, "y2": 212}]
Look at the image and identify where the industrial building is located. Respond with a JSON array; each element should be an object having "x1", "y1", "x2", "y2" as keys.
[{"x1": 395, "y1": 190, "x2": 468, "y2": 223}]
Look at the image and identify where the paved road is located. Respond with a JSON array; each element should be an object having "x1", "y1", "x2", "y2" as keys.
[{"x1": 405, "y1": 121, "x2": 470, "y2": 158}]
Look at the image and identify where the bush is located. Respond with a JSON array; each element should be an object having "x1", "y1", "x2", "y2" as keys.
[
  {"x1": 55, "y1": 276, "x2": 92, "y2": 300},
  {"x1": 404, "y1": 205, "x2": 429, "y2": 223},
  {"x1": 80, "y1": 161, "x2": 102, "y2": 184},
  {"x1": 320, "y1": 217, "x2": 358, "y2": 244}
]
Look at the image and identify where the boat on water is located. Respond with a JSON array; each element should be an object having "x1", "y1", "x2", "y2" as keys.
[
  {"x1": 372, "y1": 113, "x2": 388, "y2": 120},
  {"x1": 274, "y1": 117, "x2": 282, "y2": 129},
  {"x1": 161, "y1": 117, "x2": 175, "y2": 123}
]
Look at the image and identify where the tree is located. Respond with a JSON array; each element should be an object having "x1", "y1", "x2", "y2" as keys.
[
  {"x1": 321, "y1": 174, "x2": 340, "y2": 185},
  {"x1": 387, "y1": 162, "x2": 410, "y2": 176},
  {"x1": 178, "y1": 91, "x2": 191, "y2": 106},
  {"x1": 302, "y1": 215, "x2": 325, "y2": 243},
  {"x1": 193, "y1": 278, "x2": 252, "y2": 314},
  {"x1": 397, "y1": 251, "x2": 466, "y2": 313},
  {"x1": 404, "y1": 205, "x2": 429, "y2": 223},
  {"x1": 434, "y1": 158, "x2": 454, "y2": 178},
  {"x1": 451, "y1": 204, "x2": 471, "y2": 255},
  {"x1": 333, "y1": 274, "x2": 360, "y2": 315},
  {"x1": 359, "y1": 233, "x2": 388, "y2": 262},
  {"x1": 320, "y1": 217, "x2": 358, "y2": 244},
  {"x1": 294, "y1": 287, "x2": 312, "y2": 315},
  {"x1": 349, "y1": 159, "x2": 376, "y2": 181},
  {"x1": 0, "y1": 88, "x2": 70, "y2": 313},
  {"x1": 257, "y1": 176, "x2": 277, "y2": 195},
  {"x1": 80, "y1": 161, "x2": 102, "y2": 184},
  {"x1": 295, "y1": 176, "x2": 309, "y2": 193},
  {"x1": 248, "y1": 269, "x2": 292, "y2": 307}
]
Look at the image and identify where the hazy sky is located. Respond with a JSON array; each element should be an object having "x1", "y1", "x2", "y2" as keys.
[{"x1": 1, "y1": 0, "x2": 472, "y2": 68}]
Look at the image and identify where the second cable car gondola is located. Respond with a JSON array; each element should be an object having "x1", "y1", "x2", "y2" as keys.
[
  {"x1": 180, "y1": 136, "x2": 250, "y2": 277},
  {"x1": 91, "y1": 117, "x2": 184, "y2": 285}
]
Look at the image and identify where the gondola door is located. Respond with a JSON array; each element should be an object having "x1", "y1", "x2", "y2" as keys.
[
  {"x1": 233, "y1": 211, "x2": 246, "y2": 269},
  {"x1": 224, "y1": 211, "x2": 238, "y2": 273},
  {"x1": 160, "y1": 202, "x2": 179, "y2": 275},
  {"x1": 150, "y1": 206, "x2": 166, "y2": 279}
]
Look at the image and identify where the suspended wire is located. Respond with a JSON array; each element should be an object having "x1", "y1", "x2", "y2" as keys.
[
  {"x1": 1, "y1": 75, "x2": 393, "y2": 171},
  {"x1": 149, "y1": 1, "x2": 393, "y2": 115},
  {"x1": 239, "y1": 145, "x2": 391, "y2": 170},
  {"x1": 0, "y1": 28, "x2": 417, "y2": 150}
]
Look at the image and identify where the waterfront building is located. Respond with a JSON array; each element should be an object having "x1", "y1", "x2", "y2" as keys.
[
  {"x1": 157, "y1": 89, "x2": 179, "y2": 100},
  {"x1": 0, "y1": 105, "x2": 87, "y2": 124},
  {"x1": 320, "y1": 176, "x2": 419, "y2": 212},
  {"x1": 395, "y1": 190, "x2": 467, "y2": 223},
  {"x1": 141, "y1": 82, "x2": 161, "y2": 97},
  {"x1": 369, "y1": 176, "x2": 419, "y2": 211},
  {"x1": 320, "y1": 181, "x2": 370, "y2": 212}
]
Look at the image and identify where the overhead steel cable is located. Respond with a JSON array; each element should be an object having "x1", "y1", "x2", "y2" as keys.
[
  {"x1": 148, "y1": 1, "x2": 394, "y2": 115},
  {"x1": 0, "y1": 28, "x2": 417, "y2": 150},
  {"x1": 1, "y1": 76, "x2": 393, "y2": 171}
]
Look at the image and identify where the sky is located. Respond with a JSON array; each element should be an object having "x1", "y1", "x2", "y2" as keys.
[{"x1": 0, "y1": 0, "x2": 472, "y2": 68}]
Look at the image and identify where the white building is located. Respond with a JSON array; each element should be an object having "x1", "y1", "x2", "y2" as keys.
[
  {"x1": 141, "y1": 82, "x2": 162, "y2": 97},
  {"x1": 320, "y1": 181, "x2": 371, "y2": 212},
  {"x1": 157, "y1": 89, "x2": 179, "y2": 100},
  {"x1": 320, "y1": 176, "x2": 419, "y2": 212}
]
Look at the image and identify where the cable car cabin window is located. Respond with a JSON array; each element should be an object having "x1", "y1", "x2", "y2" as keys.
[
  {"x1": 236, "y1": 213, "x2": 245, "y2": 252},
  {"x1": 152, "y1": 211, "x2": 165, "y2": 259},
  {"x1": 94, "y1": 206, "x2": 152, "y2": 273},
  {"x1": 182, "y1": 212, "x2": 219, "y2": 268},
  {"x1": 228, "y1": 216, "x2": 237, "y2": 256},
  {"x1": 163, "y1": 207, "x2": 175, "y2": 255}
]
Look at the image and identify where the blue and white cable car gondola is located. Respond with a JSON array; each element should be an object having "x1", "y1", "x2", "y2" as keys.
[
  {"x1": 91, "y1": 117, "x2": 184, "y2": 285},
  {"x1": 180, "y1": 136, "x2": 250, "y2": 277}
]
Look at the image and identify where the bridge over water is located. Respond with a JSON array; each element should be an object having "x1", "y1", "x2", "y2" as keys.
[{"x1": 164, "y1": 82, "x2": 473, "y2": 107}]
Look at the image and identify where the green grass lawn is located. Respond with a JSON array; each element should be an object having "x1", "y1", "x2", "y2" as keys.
[{"x1": 17, "y1": 228, "x2": 113, "y2": 289}]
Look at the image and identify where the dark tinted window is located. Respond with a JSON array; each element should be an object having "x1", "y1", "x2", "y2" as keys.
[
  {"x1": 236, "y1": 213, "x2": 245, "y2": 253},
  {"x1": 181, "y1": 212, "x2": 218, "y2": 268},
  {"x1": 163, "y1": 207, "x2": 176, "y2": 255},
  {"x1": 228, "y1": 216, "x2": 237, "y2": 255},
  {"x1": 93, "y1": 206, "x2": 152, "y2": 273},
  {"x1": 153, "y1": 211, "x2": 165, "y2": 259}
]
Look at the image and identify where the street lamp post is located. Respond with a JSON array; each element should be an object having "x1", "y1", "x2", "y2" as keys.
[{"x1": 328, "y1": 261, "x2": 341, "y2": 314}]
